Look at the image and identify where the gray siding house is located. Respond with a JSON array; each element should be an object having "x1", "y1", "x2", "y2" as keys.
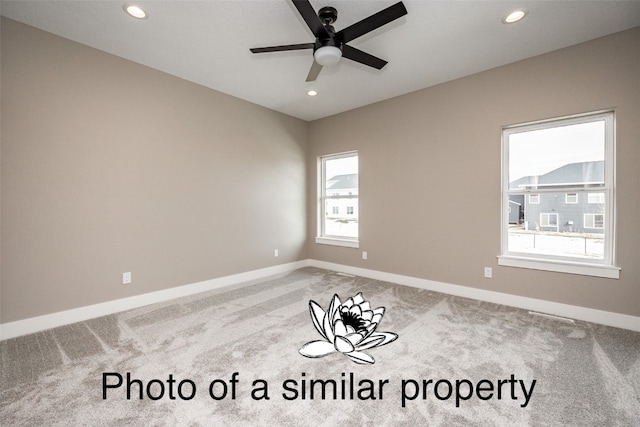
[
  {"x1": 325, "y1": 173, "x2": 359, "y2": 218},
  {"x1": 509, "y1": 161, "x2": 605, "y2": 234}
]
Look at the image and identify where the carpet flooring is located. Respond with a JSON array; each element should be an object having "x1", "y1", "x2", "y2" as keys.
[{"x1": 1, "y1": 267, "x2": 639, "y2": 426}]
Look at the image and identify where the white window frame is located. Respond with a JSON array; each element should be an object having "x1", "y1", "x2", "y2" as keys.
[
  {"x1": 529, "y1": 194, "x2": 540, "y2": 204},
  {"x1": 588, "y1": 192, "x2": 605, "y2": 204},
  {"x1": 499, "y1": 110, "x2": 619, "y2": 279},
  {"x1": 565, "y1": 193, "x2": 578, "y2": 204},
  {"x1": 584, "y1": 213, "x2": 605, "y2": 229},
  {"x1": 316, "y1": 151, "x2": 359, "y2": 248},
  {"x1": 540, "y1": 213, "x2": 559, "y2": 230}
]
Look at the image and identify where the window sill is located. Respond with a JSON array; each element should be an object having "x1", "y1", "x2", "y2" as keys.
[
  {"x1": 315, "y1": 237, "x2": 359, "y2": 248},
  {"x1": 498, "y1": 255, "x2": 620, "y2": 279}
]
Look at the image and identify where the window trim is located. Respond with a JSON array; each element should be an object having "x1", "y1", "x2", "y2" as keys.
[
  {"x1": 316, "y1": 151, "x2": 359, "y2": 248},
  {"x1": 565, "y1": 193, "x2": 578, "y2": 204},
  {"x1": 588, "y1": 192, "x2": 605, "y2": 204},
  {"x1": 540, "y1": 212, "x2": 559, "y2": 230},
  {"x1": 584, "y1": 213, "x2": 605, "y2": 229},
  {"x1": 499, "y1": 110, "x2": 619, "y2": 279}
]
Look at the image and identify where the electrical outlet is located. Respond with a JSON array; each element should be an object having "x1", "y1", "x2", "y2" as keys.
[
  {"x1": 362, "y1": 251, "x2": 368, "y2": 260},
  {"x1": 484, "y1": 267, "x2": 493, "y2": 279},
  {"x1": 274, "y1": 249, "x2": 279, "y2": 257},
  {"x1": 123, "y1": 272, "x2": 132, "y2": 285}
]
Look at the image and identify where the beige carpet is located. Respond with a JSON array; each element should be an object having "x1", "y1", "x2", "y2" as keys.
[{"x1": 1, "y1": 267, "x2": 639, "y2": 425}]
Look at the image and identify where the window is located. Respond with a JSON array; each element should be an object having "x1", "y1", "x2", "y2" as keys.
[
  {"x1": 500, "y1": 111, "x2": 619, "y2": 278},
  {"x1": 584, "y1": 214, "x2": 604, "y2": 229},
  {"x1": 540, "y1": 213, "x2": 558, "y2": 229},
  {"x1": 565, "y1": 193, "x2": 578, "y2": 204},
  {"x1": 588, "y1": 192, "x2": 605, "y2": 204},
  {"x1": 316, "y1": 151, "x2": 358, "y2": 247}
]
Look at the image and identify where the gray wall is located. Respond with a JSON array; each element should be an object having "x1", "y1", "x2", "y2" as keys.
[
  {"x1": 307, "y1": 27, "x2": 640, "y2": 317},
  {"x1": 2, "y1": 18, "x2": 639, "y2": 324},
  {"x1": 1, "y1": 18, "x2": 308, "y2": 323}
]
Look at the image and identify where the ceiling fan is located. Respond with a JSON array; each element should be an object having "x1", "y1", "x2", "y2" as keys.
[{"x1": 250, "y1": 0, "x2": 408, "y2": 82}]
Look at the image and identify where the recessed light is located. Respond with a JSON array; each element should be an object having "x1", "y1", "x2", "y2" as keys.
[
  {"x1": 307, "y1": 90, "x2": 318, "y2": 97},
  {"x1": 503, "y1": 10, "x2": 527, "y2": 24},
  {"x1": 124, "y1": 4, "x2": 147, "y2": 19}
]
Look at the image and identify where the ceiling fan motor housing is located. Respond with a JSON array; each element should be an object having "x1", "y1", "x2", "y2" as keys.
[
  {"x1": 314, "y1": 6, "x2": 342, "y2": 52},
  {"x1": 318, "y1": 6, "x2": 337, "y2": 25},
  {"x1": 314, "y1": 32, "x2": 342, "y2": 51}
]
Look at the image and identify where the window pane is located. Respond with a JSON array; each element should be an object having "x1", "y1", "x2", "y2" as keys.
[
  {"x1": 565, "y1": 193, "x2": 578, "y2": 204},
  {"x1": 324, "y1": 156, "x2": 358, "y2": 196},
  {"x1": 588, "y1": 192, "x2": 605, "y2": 204},
  {"x1": 320, "y1": 153, "x2": 358, "y2": 240},
  {"x1": 540, "y1": 213, "x2": 558, "y2": 228},
  {"x1": 584, "y1": 213, "x2": 604, "y2": 229},
  {"x1": 507, "y1": 191, "x2": 605, "y2": 259},
  {"x1": 324, "y1": 198, "x2": 358, "y2": 238},
  {"x1": 508, "y1": 121, "x2": 605, "y2": 191}
]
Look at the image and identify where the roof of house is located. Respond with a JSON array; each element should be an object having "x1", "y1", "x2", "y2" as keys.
[
  {"x1": 327, "y1": 174, "x2": 358, "y2": 190},
  {"x1": 510, "y1": 160, "x2": 604, "y2": 189}
]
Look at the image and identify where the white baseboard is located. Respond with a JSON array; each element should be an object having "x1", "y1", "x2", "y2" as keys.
[
  {"x1": 2, "y1": 259, "x2": 637, "y2": 340},
  {"x1": 309, "y1": 260, "x2": 640, "y2": 333},
  {"x1": 0, "y1": 260, "x2": 310, "y2": 340}
]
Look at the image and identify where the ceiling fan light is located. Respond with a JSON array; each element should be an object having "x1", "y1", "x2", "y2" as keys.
[{"x1": 314, "y1": 46, "x2": 342, "y2": 67}]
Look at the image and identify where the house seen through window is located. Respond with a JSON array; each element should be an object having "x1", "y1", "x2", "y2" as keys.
[
  {"x1": 316, "y1": 151, "x2": 358, "y2": 247},
  {"x1": 500, "y1": 111, "x2": 619, "y2": 278}
]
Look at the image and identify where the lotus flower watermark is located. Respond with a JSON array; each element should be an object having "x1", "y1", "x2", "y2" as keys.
[{"x1": 299, "y1": 292, "x2": 398, "y2": 365}]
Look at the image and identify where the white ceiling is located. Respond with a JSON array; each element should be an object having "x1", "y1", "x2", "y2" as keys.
[{"x1": 2, "y1": 1, "x2": 640, "y2": 121}]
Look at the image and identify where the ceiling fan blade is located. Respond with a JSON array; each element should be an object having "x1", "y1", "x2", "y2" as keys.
[
  {"x1": 250, "y1": 43, "x2": 314, "y2": 53},
  {"x1": 336, "y1": 1, "x2": 407, "y2": 44},
  {"x1": 342, "y1": 45, "x2": 387, "y2": 69},
  {"x1": 292, "y1": 0, "x2": 330, "y2": 39},
  {"x1": 306, "y1": 60, "x2": 323, "y2": 82}
]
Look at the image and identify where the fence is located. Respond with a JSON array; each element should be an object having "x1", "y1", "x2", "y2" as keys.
[{"x1": 508, "y1": 231, "x2": 604, "y2": 259}]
